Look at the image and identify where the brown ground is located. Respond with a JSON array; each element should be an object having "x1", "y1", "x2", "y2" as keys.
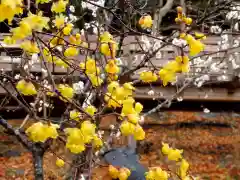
[{"x1": 1, "y1": 111, "x2": 240, "y2": 180}]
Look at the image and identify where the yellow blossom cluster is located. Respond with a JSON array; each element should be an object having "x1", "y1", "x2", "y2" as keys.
[
  {"x1": 145, "y1": 167, "x2": 169, "y2": 180},
  {"x1": 99, "y1": 32, "x2": 118, "y2": 57},
  {"x1": 162, "y1": 142, "x2": 190, "y2": 179},
  {"x1": 80, "y1": 57, "x2": 103, "y2": 87},
  {"x1": 26, "y1": 122, "x2": 59, "y2": 143},
  {"x1": 108, "y1": 165, "x2": 131, "y2": 180},
  {"x1": 162, "y1": 142, "x2": 183, "y2": 161},
  {"x1": 104, "y1": 81, "x2": 135, "y2": 108},
  {"x1": 64, "y1": 120, "x2": 102, "y2": 153},
  {"x1": 157, "y1": 6, "x2": 206, "y2": 86},
  {"x1": 105, "y1": 81, "x2": 145, "y2": 140},
  {"x1": 16, "y1": 79, "x2": 37, "y2": 96},
  {"x1": 8, "y1": 12, "x2": 49, "y2": 42},
  {"x1": 138, "y1": 15, "x2": 153, "y2": 29},
  {"x1": 145, "y1": 143, "x2": 190, "y2": 180},
  {"x1": 0, "y1": 0, "x2": 23, "y2": 24},
  {"x1": 175, "y1": 6, "x2": 192, "y2": 25},
  {"x1": 159, "y1": 56, "x2": 189, "y2": 86}
]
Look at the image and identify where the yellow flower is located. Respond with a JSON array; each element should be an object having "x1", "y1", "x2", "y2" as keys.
[
  {"x1": 107, "y1": 81, "x2": 119, "y2": 93},
  {"x1": 50, "y1": 36, "x2": 65, "y2": 47},
  {"x1": 181, "y1": 56, "x2": 190, "y2": 73},
  {"x1": 85, "y1": 57, "x2": 99, "y2": 75},
  {"x1": 45, "y1": 123, "x2": 59, "y2": 139},
  {"x1": 105, "y1": 94, "x2": 122, "y2": 108},
  {"x1": 3, "y1": 36, "x2": 16, "y2": 45},
  {"x1": 63, "y1": 23, "x2": 73, "y2": 35},
  {"x1": 36, "y1": 0, "x2": 50, "y2": 4},
  {"x1": 88, "y1": 74, "x2": 103, "y2": 87},
  {"x1": 127, "y1": 114, "x2": 139, "y2": 124},
  {"x1": 0, "y1": 0, "x2": 23, "y2": 23},
  {"x1": 135, "y1": 102, "x2": 143, "y2": 113},
  {"x1": 139, "y1": 15, "x2": 153, "y2": 29},
  {"x1": 26, "y1": 12, "x2": 50, "y2": 31},
  {"x1": 11, "y1": 23, "x2": 31, "y2": 40},
  {"x1": 115, "y1": 87, "x2": 126, "y2": 101},
  {"x1": 100, "y1": 41, "x2": 118, "y2": 57},
  {"x1": 100, "y1": 31, "x2": 113, "y2": 42},
  {"x1": 65, "y1": 128, "x2": 86, "y2": 153},
  {"x1": 109, "y1": 165, "x2": 119, "y2": 179},
  {"x1": 56, "y1": 158, "x2": 65, "y2": 167},
  {"x1": 140, "y1": 71, "x2": 158, "y2": 83},
  {"x1": 66, "y1": 142, "x2": 85, "y2": 154},
  {"x1": 51, "y1": 0, "x2": 68, "y2": 13},
  {"x1": 120, "y1": 121, "x2": 135, "y2": 136},
  {"x1": 64, "y1": 47, "x2": 79, "y2": 57},
  {"x1": 123, "y1": 82, "x2": 135, "y2": 96},
  {"x1": 55, "y1": 58, "x2": 69, "y2": 68},
  {"x1": 81, "y1": 121, "x2": 96, "y2": 135},
  {"x1": 53, "y1": 14, "x2": 65, "y2": 29},
  {"x1": 26, "y1": 122, "x2": 46, "y2": 142},
  {"x1": 145, "y1": 167, "x2": 169, "y2": 180},
  {"x1": 154, "y1": 167, "x2": 169, "y2": 180},
  {"x1": 121, "y1": 97, "x2": 135, "y2": 115},
  {"x1": 58, "y1": 84, "x2": 74, "y2": 100},
  {"x1": 175, "y1": 56, "x2": 190, "y2": 73},
  {"x1": 182, "y1": 34, "x2": 204, "y2": 56},
  {"x1": 145, "y1": 170, "x2": 155, "y2": 180},
  {"x1": 20, "y1": 40, "x2": 40, "y2": 54},
  {"x1": 178, "y1": 159, "x2": 190, "y2": 179},
  {"x1": 194, "y1": 32, "x2": 206, "y2": 40},
  {"x1": 11, "y1": 12, "x2": 49, "y2": 40},
  {"x1": 184, "y1": 18, "x2": 192, "y2": 25},
  {"x1": 69, "y1": 34, "x2": 81, "y2": 45},
  {"x1": 105, "y1": 59, "x2": 120, "y2": 74},
  {"x1": 159, "y1": 69, "x2": 176, "y2": 86},
  {"x1": 167, "y1": 149, "x2": 183, "y2": 161},
  {"x1": 85, "y1": 105, "x2": 97, "y2": 116},
  {"x1": 70, "y1": 110, "x2": 81, "y2": 121},
  {"x1": 162, "y1": 142, "x2": 183, "y2": 161},
  {"x1": 93, "y1": 135, "x2": 103, "y2": 148},
  {"x1": 107, "y1": 74, "x2": 118, "y2": 82},
  {"x1": 26, "y1": 122, "x2": 59, "y2": 143},
  {"x1": 133, "y1": 125, "x2": 145, "y2": 140},
  {"x1": 177, "y1": 6, "x2": 183, "y2": 13},
  {"x1": 118, "y1": 168, "x2": 129, "y2": 180},
  {"x1": 16, "y1": 80, "x2": 37, "y2": 96},
  {"x1": 162, "y1": 142, "x2": 171, "y2": 155}
]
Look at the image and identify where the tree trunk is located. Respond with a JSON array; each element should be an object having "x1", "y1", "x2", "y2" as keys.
[{"x1": 32, "y1": 149, "x2": 44, "y2": 180}]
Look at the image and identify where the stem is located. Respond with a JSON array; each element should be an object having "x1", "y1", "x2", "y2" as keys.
[
  {"x1": 32, "y1": 148, "x2": 44, "y2": 180},
  {"x1": 88, "y1": 145, "x2": 94, "y2": 180}
]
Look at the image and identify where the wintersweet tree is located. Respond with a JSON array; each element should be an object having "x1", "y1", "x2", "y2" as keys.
[{"x1": 0, "y1": 0, "x2": 238, "y2": 179}]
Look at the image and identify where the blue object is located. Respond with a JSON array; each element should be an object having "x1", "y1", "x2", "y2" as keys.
[{"x1": 104, "y1": 147, "x2": 147, "y2": 180}]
